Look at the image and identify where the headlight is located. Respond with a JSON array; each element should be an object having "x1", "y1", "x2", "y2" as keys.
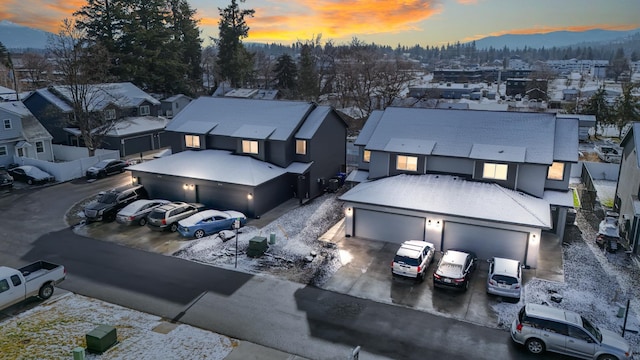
[{"x1": 98, "y1": 209, "x2": 104, "y2": 215}]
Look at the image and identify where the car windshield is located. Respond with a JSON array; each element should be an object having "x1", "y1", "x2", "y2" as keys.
[
  {"x1": 394, "y1": 255, "x2": 419, "y2": 266},
  {"x1": 491, "y1": 275, "x2": 518, "y2": 285},
  {"x1": 439, "y1": 262, "x2": 463, "y2": 276},
  {"x1": 581, "y1": 316, "x2": 602, "y2": 342},
  {"x1": 98, "y1": 193, "x2": 118, "y2": 203},
  {"x1": 94, "y1": 161, "x2": 110, "y2": 169},
  {"x1": 148, "y1": 210, "x2": 166, "y2": 219}
]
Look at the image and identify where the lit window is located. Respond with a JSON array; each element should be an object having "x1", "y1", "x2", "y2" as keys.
[
  {"x1": 185, "y1": 135, "x2": 200, "y2": 148},
  {"x1": 483, "y1": 163, "x2": 508, "y2": 180},
  {"x1": 3, "y1": 119, "x2": 11, "y2": 129},
  {"x1": 363, "y1": 150, "x2": 371, "y2": 163},
  {"x1": 296, "y1": 139, "x2": 307, "y2": 155},
  {"x1": 0, "y1": 146, "x2": 6, "y2": 156},
  {"x1": 547, "y1": 162, "x2": 565, "y2": 180},
  {"x1": 242, "y1": 140, "x2": 258, "y2": 154},
  {"x1": 396, "y1": 155, "x2": 418, "y2": 171},
  {"x1": 36, "y1": 141, "x2": 44, "y2": 153},
  {"x1": 139, "y1": 105, "x2": 150, "y2": 116},
  {"x1": 104, "y1": 109, "x2": 116, "y2": 120}
]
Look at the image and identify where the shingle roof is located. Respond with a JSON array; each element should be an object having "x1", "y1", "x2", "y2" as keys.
[{"x1": 49, "y1": 82, "x2": 160, "y2": 111}]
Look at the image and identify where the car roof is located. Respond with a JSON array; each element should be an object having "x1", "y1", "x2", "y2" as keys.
[
  {"x1": 396, "y1": 240, "x2": 434, "y2": 258},
  {"x1": 491, "y1": 257, "x2": 520, "y2": 276},
  {"x1": 179, "y1": 209, "x2": 229, "y2": 226},
  {"x1": 156, "y1": 201, "x2": 189, "y2": 211},
  {"x1": 119, "y1": 199, "x2": 168, "y2": 213},
  {"x1": 525, "y1": 303, "x2": 581, "y2": 326}
]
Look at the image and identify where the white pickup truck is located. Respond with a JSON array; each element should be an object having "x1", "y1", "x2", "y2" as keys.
[{"x1": 0, "y1": 261, "x2": 66, "y2": 311}]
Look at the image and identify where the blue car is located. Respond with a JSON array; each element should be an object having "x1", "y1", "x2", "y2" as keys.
[{"x1": 177, "y1": 209, "x2": 247, "y2": 239}]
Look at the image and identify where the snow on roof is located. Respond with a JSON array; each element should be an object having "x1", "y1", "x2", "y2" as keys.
[
  {"x1": 0, "y1": 101, "x2": 32, "y2": 117},
  {"x1": 384, "y1": 138, "x2": 436, "y2": 155},
  {"x1": 165, "y1": 97, "x2": 315, "y2": 141},
  {"x1": 340, "y1": 174, "x2": 552, "y2": 228},
  {"x1": 346, "y1": 169, "x2": 370, "y2": 183},
  {"x1": 469, "y1": 143, "x2": 526, "y2": 163},
  {"x1": 50, "y1": 82, "x2": 160, "y2": 111},
  {"x1": 107, "y1": 116, "x2": 170, "y2": 136},
  {"x1": 295, "y1": 106, "x2": 331, "y2": 139},
  {"x1": 364, "y1": 108, "x2": 560, "y2": 164},
  {"x1": 231, "y1": 124, "x2": 276, "y2": 139},
  {"x1": 179, "y1": 209, "x2": 231, "y2": 226},
  {"x1": 0, "y1": 85, "x2": 14, "y2": 94},
  {"x1": 354, "y1": 110, "x2": 383, "y2": 146},
  {"x1": 163, "y1": 94, "x2": 191, "y2": 102},
  {"x1": 553, "y1": 116, "x2": 579, "y2": 162},
  {"x1": 127, "y1": 149, "x2": 307, "y2": 186},
  {"x1": 543, "y1": 189, "x2": 574, "y2": 207},
  {"x1": 21, "y1": 114, "x2": 52, "y2": 141},
  {"x1": 33, "y1": 88, "x2": 73, "y2": 112}
]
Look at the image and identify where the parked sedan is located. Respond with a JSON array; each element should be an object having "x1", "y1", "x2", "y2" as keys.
[
  {"x1": 86, "y1": 159, "x2": 129, "y2": 179},
  {"x1": 177, "y1": 209, "x2": 247, "y2": 239},
  {"x1": 433, "y1": 249, "x2": 477, "y2": 291},
  {"x1": 116, "y1": 199, "x2": 170, "y2": 226},
  {"x1": 8, "y1": 165, "x2": 54, "y2": 185}
]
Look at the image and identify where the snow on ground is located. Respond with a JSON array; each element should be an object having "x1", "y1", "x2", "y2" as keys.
[{"x1": 0, "y1": 293, "x2": 237, "y2": 360}]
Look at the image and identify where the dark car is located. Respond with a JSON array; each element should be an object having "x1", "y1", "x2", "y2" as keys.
[
  {"x1": 0, "y1": 170, "x2": 13, "y2": 189},
  {"x1": 8, "y1": 165, "x2": 54, "y2": 185},
  {"x1": 433, "y1": 249, "x2": 477, "y2": 291},
  {"x1": 86, "y1": 159, "x2": 129, "y2": 179},
  {"x1": 83, "y1": 184, "x2": 148, "y2": 222}
]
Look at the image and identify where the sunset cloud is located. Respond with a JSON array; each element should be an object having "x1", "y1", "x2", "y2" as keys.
[
  {"x1": 1, "y1": 0, "x2": 85, "y2": 33},
  {"x1": 464, "y1": 23, "x2": 640, "y2": 42}
]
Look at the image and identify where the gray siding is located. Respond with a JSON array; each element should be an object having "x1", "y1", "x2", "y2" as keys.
[
  {"x1": 305, "y1": 111, "x2": 347, "y2": 198},
  {"x1": 544, "y1": 162, "x2": 572, "y2": 191},
  {"x1": 517, "y1": 164, "x2": 546, "y2": 197},
  {"x1": 368, "y1": 152, "x2": 390, "y2": 179},
  {"x1": 426, "y1": 156, "x2": 473, "y2": 177}
]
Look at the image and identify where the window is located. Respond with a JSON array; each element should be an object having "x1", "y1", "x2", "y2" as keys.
[
  {"x1": 3, "y1": 119, "x2": 11, "y2": 130},
  {"x1": 242, "y1": 140, "x2": 258, "y2": 154},
  {"x1": 104, "y1": 109, "x2": 116, "y2": 120},
  {"x1": 296, "y1": 139, "x2": 307, "y2": 155},
  {"x1": 10, "y1": 275, "x2": 21, "y2": 286},
  {"x1": 185, "y1": 135, "x2": 200, "y2": 148},
  {"x1": 396, "y1": 155, "x2": 418, "y2": 171},
  {"x1": 0, "y1": 146, "x2": 6, "y2": 156},
  {"x1": 363, "y1": 150, "x2": 371, "y2": 163},
  {"x1": 36, "y1": 141, "x2": 44, "y2": 153},
  {"x1": 139, "y1": 105, "x2": 150, "y2": 116},
  {"x1": 17, "y1": 148, "x2": 24, "y2": 157},
  {"x1": 483, "y1": 163, "x2": 508, "y2": 180},
  {"x1": 0, "y1": 279, "x2": 8, "y2": 293},
  {"x1": 547, "y1": 162, "x2": 564, "y2": 180}
]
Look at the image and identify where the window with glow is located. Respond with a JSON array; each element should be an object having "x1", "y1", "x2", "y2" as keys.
[
  {"x1": 0, "y1": 146, "x2": 6, "y2": 156},
  {"x1": 242, "y1": 140, "x2": 258, "y2": 154},
  {"x1": 547, "y1": 162, "x2": 565, "y2": 180},
  {"x1": 396, "y1": 155, "x2": 418, "y2": 171},
  {"x1": 139, "y1": 105, "x2": 150, "y2": 116},
  {"x1": 363, "y1": 150, "x2": 371, "y2": 163},
  {"x1": 3, "y1": 119, "x2": 11, "y2": 129},
  {"x1": 483, "y1": 163, "x2": 508, "y2": 180},
  {"x1": 36, "y1": 141, "x2": 44, "y2": 153},
  {"x1": 296, "y1": 139, "x2": 307, "y2": 155},
  {"x1": 185, "y1": 135, "x2": 200, "y2": 148},
  {"x1": 104, "y1": 109, "x2": 116, "y2": 120}
]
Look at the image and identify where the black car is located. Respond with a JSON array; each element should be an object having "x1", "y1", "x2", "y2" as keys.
[
  {"x1": 86, "y1": 159, "x2": 129, "y2": 179},
  {"x1": 83, "y1": 184, "x2": 148, "y2": 222},
  {"x1": 8, "y1": 165, "x2": 55, "y2": 185},
  {"x1": 433, "y1": 249, "x2": 478, "y2": 291},
  {"x1": 0, "y1": 170, "x2": 13, "y2": 189}
]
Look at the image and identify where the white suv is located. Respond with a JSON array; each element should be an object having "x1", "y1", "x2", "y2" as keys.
[
  {"x1": 486, "y1": 257, "x2": 522, "y2": 301},
  {"x1": 391, "y1": 240, "x2": 435, "y2": 282}
]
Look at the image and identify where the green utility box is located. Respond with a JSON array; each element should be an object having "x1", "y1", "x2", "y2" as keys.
[
  {"x1": 86, "y1": 324, "x2": 117, "y2": 354},
  {"x1": 247, "y1": 236, "x2": 268, "y2": 257}
]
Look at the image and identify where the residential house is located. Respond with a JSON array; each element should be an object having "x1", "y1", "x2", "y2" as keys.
[
  {"x1": 160, "y1": 94, "x2": 192, "y2": 118},
  {"x1": 0, "y1": 101, "x2": 54, "y2": 168},
  {"x1": 127, "y1": 97, "x2": 348, "y2": 218},
  {"x1": 23, "y1": 82, "x2": 166, "y2": 156},
  {"x1": 614, "y1": 122, "x2": 640, "y2": 254},
  {"x1": 341, "y1": 108, "x2": 578, "y2": 268}
]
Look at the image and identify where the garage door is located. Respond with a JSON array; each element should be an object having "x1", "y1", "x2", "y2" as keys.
[
  {"x1": 442, "y1": 222, "x2": 528, "y2": 263},
  {"x1": 354, "y1": 209, "x2": 425, "y2": 243}
]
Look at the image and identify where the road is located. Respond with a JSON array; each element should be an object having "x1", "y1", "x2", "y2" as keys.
[{"x1": 0, "y1": 173, "x2": 570, "y2": 360}]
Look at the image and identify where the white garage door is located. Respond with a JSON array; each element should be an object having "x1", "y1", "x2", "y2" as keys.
[
  {"x1": 354, "y1": 209, "x2": 425, "y2": 243},
  {"x1": 443, "y1": 222, "x2": 528, "y2": 263}
]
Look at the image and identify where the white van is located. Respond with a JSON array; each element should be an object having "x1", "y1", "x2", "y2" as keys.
[{"x1": 486, "y1": 257, "x2": 522, "y2": 300}]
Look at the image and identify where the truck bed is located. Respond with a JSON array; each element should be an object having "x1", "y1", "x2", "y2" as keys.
[{"x1": 19, "y1": 261, "x2": 63, "y2": 282}]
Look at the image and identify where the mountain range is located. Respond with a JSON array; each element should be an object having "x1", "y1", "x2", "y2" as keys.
[{"x1": 1, "y1": 20, "x2": 639, "y2": 51}]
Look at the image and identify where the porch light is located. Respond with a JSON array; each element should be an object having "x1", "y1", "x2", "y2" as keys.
[
  {"x1": 345, "y1": 207, "x2": 353, "y2": 216},
  {"x1": 247, "y1": 193, "x2": 253, "y2": 200}
]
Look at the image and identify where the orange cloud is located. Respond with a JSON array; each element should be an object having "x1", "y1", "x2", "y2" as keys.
[
  {"x1": 244, "y1": 0, "x2": 443, "y2": 43},
  {"x1": 2, "y1": 0, "x2": 85, "y2": 33},
  {"x1": 464, "y1": 24, "x2": 640, "y2": 42},
  {"x1": 457, "y1": 0, "x2": 478, "y2": 4}
]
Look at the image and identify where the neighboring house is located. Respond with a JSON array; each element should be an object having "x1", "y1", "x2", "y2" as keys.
[
  {"x1": 160, "y1": 94, "x2": 192, "y2": 118},
  {"x1": 614, "y1": 122, "x2": 640, "y2": 254},
  {"x1": 0, "y1": 101, "x2": 54, "y2": 168},
  {"x1": 557, "y1": 114, "x2": 596, "y2": 142},
  {"x1": 128, "y1": 97, "x2": 348, "y2": 218},
  {"x1": 341, "y1": 108, "x2": 579, "y2": 268},
  {"x1": 23, "y1": 82, "x2": 161, "y2": 146},
  {"x1": 64, "y1": 116, "x2": 172, "y2": 157}
]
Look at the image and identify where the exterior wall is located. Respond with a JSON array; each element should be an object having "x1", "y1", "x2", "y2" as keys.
[
  {"x1": 615, "y1": 146, "x2": 640, "y2": 251},
  {"x1": 23, "y1": 93, "x2": 70, "y2": 144},
  {"x1": 426, "y1": 156, "x2": 474, "y2": 177},
  {"x1": 472, "y1": 160, "x2": 518, "y2": 190},
  {"x1": 368, "y1": 151, "x2": 390, "y2": 179},
  {"x1": 544, "y1": 162, "x2": 572, "y2": 191},
  {"x1": 265, "y1": 140, "x2": 288, "y2": 167},
  {"x1": 388, "y1": 153, "x2": 426, "y2": 177},
  {"x1": 0, "y1": 111, "x2": 23, "y2": 167},
  {"x1": 304, "y1": 112, "x2": 347, "y2": 199},
  {"x1": 515, "y1": 164, "x2": 546, "y2": 198}
]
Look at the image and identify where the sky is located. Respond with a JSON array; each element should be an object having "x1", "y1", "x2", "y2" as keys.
[{"x1": 1, "y1": 0, "x2": 640, "y2": 47}]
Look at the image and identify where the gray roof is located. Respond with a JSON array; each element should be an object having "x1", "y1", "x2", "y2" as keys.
[
  {"x1": 363, "y1": 108, "x2": 571, "y2": 165},
  {"x1": 543, "y1": 190, "x2": 574, "y2": 207},
  {"x1": 163, "y1": 94, "x2": 192, "y2": 102},
  {"x1": 340, "y1": 174, "x2": 551, "y2": 228},
  {"x1": 64, "y1": 116, "x2": 169, "y2": 137},
  {"x1": 165, "y1": 97, "x2": 315, "y2": 141},
  {"x1": 0, "y1": 102, "x2": 52, "y2": 141},
  {"x1": 295, "y1": 106, "x2": 331, "y2": 139},
  {"x1": 32, "y1": 89, "x2": 73, "y2": 112},
  {"x1": 354, "y1": 110, "x2": 383, "y2": 146},
  {"x1": 49, "y1": 82, "x2": 160, "y2": 111},
  {"x1": 128, "y1": 149, "x2": 309, "y2": 186}
]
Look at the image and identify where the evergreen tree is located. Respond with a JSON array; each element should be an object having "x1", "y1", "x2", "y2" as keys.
[
  {"x1": 273, "y1": 54, "x2": 297, "y2": 93},
  {"x1": 215, "y1": 0, "x2": 255, "y2": 88},
  {"x1": 297, "y1": 44, "x2": 319, "y2": 101},
  {"x1": 613, "y1": 83, "x2": 640, "y2": 138},
  {"x1": 581, "y1": 86, "x2": 611, "y2": 137},
  {"x1": 609, "y1": 48, "x2": 629, "y2": 82}
]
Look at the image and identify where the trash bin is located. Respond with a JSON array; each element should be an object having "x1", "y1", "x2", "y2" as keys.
[
  {"x1": 269, "y1": 232, "x2": 276, "y2": 245},
  {"x1": 617, "y1": 303, "x2": 626, "y2": 318}
]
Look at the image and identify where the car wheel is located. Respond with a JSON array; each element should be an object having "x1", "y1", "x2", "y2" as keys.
[
  {"x1": 138, "y1": 217, "x2": 147, "y2": 226},
  {"x1": 525, "y1": 338, "x2": 545, "y2": 355},
  {"x1": 464, "y1": 280, "x2": 469, "y2": 291},
  {"x1": 27, "y1": 179, "x2": 33, "y2": 185},
  {"x1": 194, "y1": 229, "x2": 205, "y2": 239},
  {"x1": 38, "y1": 283, "x2": 54, "y2": 299},
  {"x1": 170, "y1": 223, "x2": 178, "y2": 232},
  {"x1": 417, "y1": 271, "x2": 425, "y2": 283},
  {"x1": 597, "y1": 355, "x2": 617, "y2": 360}
]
